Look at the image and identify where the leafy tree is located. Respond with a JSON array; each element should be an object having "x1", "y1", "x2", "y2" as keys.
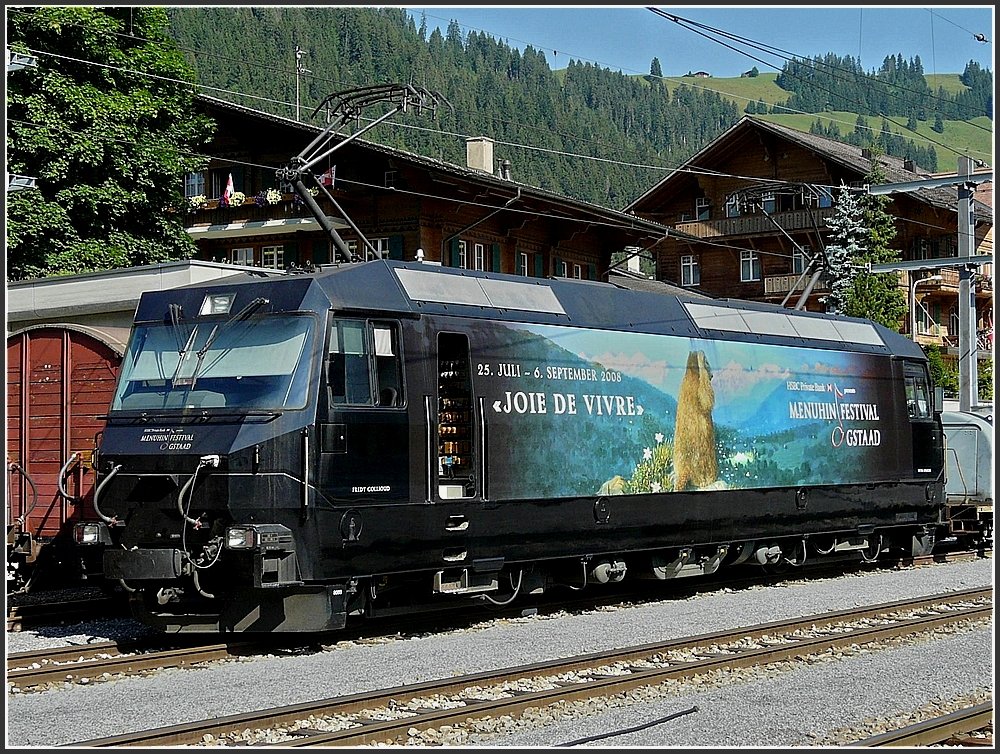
[
  {"x1": 923, "y1": 345, "x2": 958, "y2": 397},
  {"x1": 6, "y1": 6, "x2": 215, "y2": 279},
  {"x1": 978, "y1": 358, "x2": 993, "y2": 402}
]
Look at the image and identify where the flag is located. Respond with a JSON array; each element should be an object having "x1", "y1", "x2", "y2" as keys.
[
  {"x1": 319, "y1": 165, "x2": 336, "y2": 187},
  {"x1": 220, "y1": 173, "x2": 235, "y2": 206}
]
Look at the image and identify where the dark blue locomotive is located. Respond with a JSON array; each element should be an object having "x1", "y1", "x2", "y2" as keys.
[{"x1": 90, "y1": 260, "x2": 946, "y2": 632}]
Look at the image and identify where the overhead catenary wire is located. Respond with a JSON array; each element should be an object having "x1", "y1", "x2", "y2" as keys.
[
  {"x1": 12, "y1": 42, "x2": 988, "y2": 256},
  {"x1": 21, "y1": 46, "x2": 932, "y2": 195},
  {"x1": 645, "y1": 7, "x2": 993, "y2": 158},
  {"x1": 14, "y1": 7, "x2": 992, "y2": 167}
]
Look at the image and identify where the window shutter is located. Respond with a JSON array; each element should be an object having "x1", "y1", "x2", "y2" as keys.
[
  {"x1": 491, "y1": 243, "x2": 501, "y2": 273},
  {"x1": 389, "y1": 235, "x2": 404, "y2": 260},
  {"x1": 312, "y1": 239, "x2": 330, "y2": 265},
  {"x1": 449, "y1": 238, "x2": 461, "y2": 268},
  {"x1": 284, "y1": 242, "x2": 299, "y2": 267},
  {"x1": 588, "y1": 263, "x2": 597, "y2": 281},
  {"x1": 533, "y1": 253, "x2": 544, "y2": 278},
  {"x1": 515, "y1": 252, "x2": 524, "y2": 276}
]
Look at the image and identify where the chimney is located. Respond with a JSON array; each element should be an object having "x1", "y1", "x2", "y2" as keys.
[
  {"x1": 861, "y1": 147, "x2": 872, "y2": 160},
  {"x1": 466, "y1": 137, "x2": 494, "y2": 174},
  {"x1": 903, "y1": 158, "x2": 915, "y2": 172},
  {"x1": 499, "y1": 159, "x2": 512, "y2": 180},
  {"x1": 625, "y1": 247, "x2": 641, "y2": 274}
]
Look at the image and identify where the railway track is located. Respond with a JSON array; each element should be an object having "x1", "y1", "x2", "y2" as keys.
[
  {"x1": 852, "y1": 702, "x2": 994, "y2": 747},
  {"x1": 6, "y1": 639, "x2": 263, "y2": 691},
  {"x1": 68, "y1": 586, "x2": 992, "y2": 747},
  {"x1": 8, "y1": 549, "x2": 991, "y2": 692},
  {"x1": 6, "y1": 595, "x2": 129, "y2": 632}
]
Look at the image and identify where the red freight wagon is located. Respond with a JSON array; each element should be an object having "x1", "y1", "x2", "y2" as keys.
[{"x1": 6, "y1": 324, "x2": 126, "y2": 592}]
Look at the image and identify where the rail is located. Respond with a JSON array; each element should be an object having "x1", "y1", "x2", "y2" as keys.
[{"x1": 69, "y1": 587, "x2": 992, "y2": 747}]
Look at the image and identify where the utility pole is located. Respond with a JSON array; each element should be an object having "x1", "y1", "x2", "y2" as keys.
[
  {"x1": 864, "y1": 160, "x2": 993, "y2": 411},
  {"x1": 956, "y1": 156, "x2": 978, "y2": 411},
  {"x1": 294, "y1": 45, "x2": 310, "y2": 121}
]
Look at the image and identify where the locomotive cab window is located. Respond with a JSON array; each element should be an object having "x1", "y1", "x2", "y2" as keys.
[
  {"x1": 903, "y1": 365, "x2": 932, "y2": 419},
  {"x1": 328, "y1": 319, "x2": 402, "y2": 407}
]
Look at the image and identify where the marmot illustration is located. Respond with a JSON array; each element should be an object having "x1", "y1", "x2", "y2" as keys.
[{"x1": 671, "y1": 350, "x2": 718, "y2": 491}]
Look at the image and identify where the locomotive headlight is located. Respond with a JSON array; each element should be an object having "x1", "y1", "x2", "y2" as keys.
[
  {"x1": 200, "y1": 293, "x2": 234, "y2": 316},
  {"x1": 225, "y1": 526, "x2": 257, "y2": 550},
  {"x1": 73, "y1": 522, "x2": 111, "y2": 546}
]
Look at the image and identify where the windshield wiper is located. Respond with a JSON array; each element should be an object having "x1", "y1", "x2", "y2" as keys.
[
  {"x1": 182, "y1": 297, "x2": 270, "y2": 389},
  {"x1": 196, "y1": 297, "x2": 270, "y2": 360}
]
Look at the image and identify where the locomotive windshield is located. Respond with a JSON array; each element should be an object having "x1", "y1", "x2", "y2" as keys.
[{"x1": 110, "y1": 314, "x2": 315, "y2": 412}]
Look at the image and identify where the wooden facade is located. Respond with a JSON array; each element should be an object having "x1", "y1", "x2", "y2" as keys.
[
  {"x1": 627, "y1": 117, "x2": 993, "y2": 354},
  {"x1": 184, "y1": 95, "x2": 669, "y2": 284}
]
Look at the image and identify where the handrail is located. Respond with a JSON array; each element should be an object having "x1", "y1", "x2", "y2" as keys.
[
  {"x1": 56, "y1": 451, "x2": 82, "y2": 503},
  {"x1": 8, "y1": 461, "x2": 40, "y2": 525}
]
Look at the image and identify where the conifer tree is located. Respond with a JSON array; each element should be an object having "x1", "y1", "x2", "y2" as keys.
[
  {"x1": 844, "y1": 145, "x2": 909, "y2": 330},
  {"x1": 823, "y1": 185, "x2": 868, "y2": 315}
]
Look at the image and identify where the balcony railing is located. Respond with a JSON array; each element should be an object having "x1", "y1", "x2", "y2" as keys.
[
  {"x1": 676, "y1": 207, "x2": 837, "y2": 239},
  {"x1": 764, "y1": 274, "x2": 830, "y2": 296}
]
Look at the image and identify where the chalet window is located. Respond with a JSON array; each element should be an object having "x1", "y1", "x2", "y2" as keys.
[
  {"x1": 725, "y1": 195, "x2": 742, "y2": 218},
  {"x1": 555, "y1": 258, "x2": 568, "y2": 277},
  {"x1": 346, "y1": 240, "x2": 359, "y2": 260},
  {"x1": 517, "y1": 251, "x2": 529, "y2": 277},
  {"x1": 760, "y1": 192, "x2": 775, "y2": 214},
  {"x1": 457, "y1": 240, "x2": 468, "y2": 269},
  {"x1": 696, "y1": 197, "x2": 711, "y2": 221},
  {"x1": 262, "y1": 245, "x2": 284, "y2": 269},
  {"x1": 816, "y1": 187, "x2": 833, "y2": 208},
  {"x1": 371, "y1": 237, "x2": 390, "y2": 260},
  {"x1": 474, "y1": 243, "x2": 485, "y2": 271},
  {"x1": 792, "y1": 246, "x2": 808, "y2": 275},
  {"x1": 184, "y1": 172, "x2": 206, "y2": 198},
  {"x1": 914, "y1": 238, "x2": 930, "y2": 260},
  {"x1": 573, "y1": 263, "x2": 582, "y2": 279},
  {"x1": 384, "y1": 170, "x2": 397, "y2": 188},
  {"x1": 231, "y1": 247, "x2": 254, "y2": 265},
  {"x1": 740, "y1": 250, "x2": 761, "y2": 282},
  {"x1": 680, "y1": 255, "x2": 700, "y2": 286}
]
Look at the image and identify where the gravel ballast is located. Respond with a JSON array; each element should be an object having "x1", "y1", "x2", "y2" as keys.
[{"x1": 5, "y1": 558, "x2": 994, "y2": 747}]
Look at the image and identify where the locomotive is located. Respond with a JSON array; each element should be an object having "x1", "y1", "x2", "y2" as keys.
[{"x1": 89, "y1": 259, "x2": 951, "y2": 633}]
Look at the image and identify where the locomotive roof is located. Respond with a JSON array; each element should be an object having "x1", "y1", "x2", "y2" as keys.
[{"x1": 149, "y1": 260, "x2": 924, "y2": 359}]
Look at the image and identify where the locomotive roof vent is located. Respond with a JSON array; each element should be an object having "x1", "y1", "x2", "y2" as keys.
[
  {"x1": 395, "y1": 267, "x2": 566, "y2": 315},
  {"x1": 683, "y1": 302, "x2": 884, "y2": 346}
]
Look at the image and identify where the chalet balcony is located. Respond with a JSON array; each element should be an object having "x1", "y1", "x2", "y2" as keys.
[
  {"x1": 676, "y1": 207, "x2": 837, "y2": 239},
  {"x1": 764, "y1": 274, "x2": 830, "y2": 296}
]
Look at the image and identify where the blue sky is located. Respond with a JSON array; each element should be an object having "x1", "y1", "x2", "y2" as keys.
[{"x1": 405, "y1": 5, "x2": 994, "y2": 79}]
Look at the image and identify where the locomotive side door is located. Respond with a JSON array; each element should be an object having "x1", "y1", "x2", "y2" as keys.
[
  {"x1": 318, "y1": 317, "x2": 409, "y2": 504},
  {"x1": 433, "y1": 332, "x2": 480, "y2": 501},
  {"x1": 902, "y1": 360, "x2": 943, "y2": 478}
]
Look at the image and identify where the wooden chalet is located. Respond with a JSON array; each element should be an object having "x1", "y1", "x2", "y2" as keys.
[
  {"x1": 183, "y1": 94, "x2": 670, "y2": 284},
  {"x1": 626, "y1": 116, "x2": 994, "y2": 353}
]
